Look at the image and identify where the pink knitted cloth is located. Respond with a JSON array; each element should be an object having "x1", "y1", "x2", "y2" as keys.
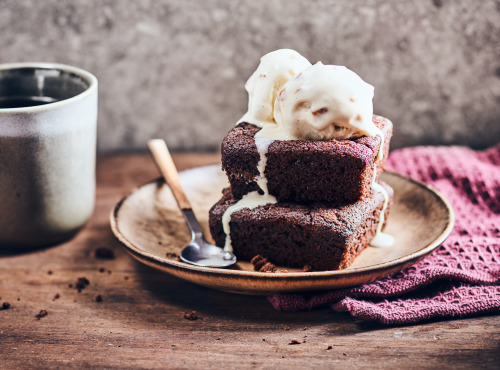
[{"x1": 269, "y1": 145, "x2": 500, "y2": 324}]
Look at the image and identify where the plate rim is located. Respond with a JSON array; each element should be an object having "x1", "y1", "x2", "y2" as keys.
[{"x1": 110, "y1": 166, "x2": 455, "y2": 283}]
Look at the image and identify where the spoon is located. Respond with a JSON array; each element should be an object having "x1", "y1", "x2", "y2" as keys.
[{"x1": 147, "y1": 139, "x2": 237, "y2": 268}]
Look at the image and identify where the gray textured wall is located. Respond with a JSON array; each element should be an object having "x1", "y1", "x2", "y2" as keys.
[{"x1": 1, "y1": 0, "x2": 499, "y2": 152}]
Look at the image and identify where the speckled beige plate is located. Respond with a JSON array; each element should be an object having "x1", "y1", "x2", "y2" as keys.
[{"x1": 110, "y1": 165, "x2": 454, "y2": 295}]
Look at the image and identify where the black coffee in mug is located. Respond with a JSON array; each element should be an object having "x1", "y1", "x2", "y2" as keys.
[{"x1": 0, "y1": 96, "x2": 58, "y2": 108}]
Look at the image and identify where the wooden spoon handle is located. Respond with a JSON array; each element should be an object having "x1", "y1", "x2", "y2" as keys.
[{"x1": 147, "y1": 139, "x2": 191, "y2": 210}]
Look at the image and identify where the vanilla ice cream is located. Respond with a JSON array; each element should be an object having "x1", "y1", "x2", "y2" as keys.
[
  {"x1": 273, "y1": 62, "x2": 379, "y2": 141},
  {"x1": 239, "y1": 52, "x2": 383, "y2": 157},
  {"x1": 238, "y1": 49, "x2": 312, "y2": 127}
]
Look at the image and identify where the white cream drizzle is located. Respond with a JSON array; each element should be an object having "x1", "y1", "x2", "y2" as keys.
[
  {"x1": 222, "y1": 135, "x2": 276, "y2": 252},
  {"x1": 369, "y1": 162, "x2": 395, "y2": 248}
]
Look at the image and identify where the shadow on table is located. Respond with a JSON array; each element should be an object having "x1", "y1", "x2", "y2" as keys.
[{"x1": 130, "y1": 258, "x2": 366, "y2": 330}]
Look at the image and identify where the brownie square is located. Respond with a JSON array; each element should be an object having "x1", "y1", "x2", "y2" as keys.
[
  {"x1": 221, "y1": 115, "x2": 392, "y2": 205},
  {"x1": 209, "y1": 181, "x2": 393, "y2": 271}
]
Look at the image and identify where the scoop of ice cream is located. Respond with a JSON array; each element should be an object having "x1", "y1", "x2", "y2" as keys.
[
  {"x1": 239, "y1": 49, "x2": 312, "y2": 127},
  {"x1": 273, "y1": 62, "x2": 379, "y2": 140}
]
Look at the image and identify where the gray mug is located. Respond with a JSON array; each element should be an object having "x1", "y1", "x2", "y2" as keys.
[{"x1": 0, "y1": 63, "x2": 97, "y2": 248}]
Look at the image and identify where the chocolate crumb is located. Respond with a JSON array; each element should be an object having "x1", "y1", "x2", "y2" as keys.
[
  {"x1": 262, "y1": 339, "x2": 266, "y2": 341},
  {"x1": 53, "y1": 293, "x2": 60, "y2": 301},
  {"x1": 2, "y1": 302, "x2": 11, "y2": 310},
  {"x1": 47, "y1": 270, "x2": 53, "y2": 275},
  {"x1": 343, "y1": 353, "x2": 346, "y2": 356},
  {"x1": 302, "y1": 265, "x2": 313, "y2": 272},
  {"x1": 251, "y1": 255, "x2": 277, "y2": 272},
  {"x1": 260, "y1": 262, "x2": 276, "y2": 273},
  {"x1": 327, "y1": 345, "x2": 333, "y2": 350},
  {"x1": 95, "y1": 247, "x2": 115, "y2": 260},
  {"x1": 289, "y1": 339, "x2": 301, "y2": 345},
  {"x1": 96, "y1": 295, "x2": 103, "y2": 302},
  {"x1": 17, "y1": 298, "x2": 20, "y2": 301},
  {"x1": 166, "y1": 252, "x2": 179, "y2": 258},
  {"x1": 75, "y1": 277, "x2": 90, "y2": 291},
  {"x1": 124, "y1": 276, "x2": 129, "y2": 280},
  {"x1": 184, "y1": 311, "x2": 198, "y2": 320},
  {"x1": 36, "y1": 310, "x2": 48, "y2": 320},
  {"x1": 99, "y1": 267, "x2": 105, "y2": 273},
  {"x1": 251, "y1": 255, "x2": 267, "y2": 271}
]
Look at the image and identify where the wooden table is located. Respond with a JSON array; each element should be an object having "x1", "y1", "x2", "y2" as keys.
[{"x1": 1, "y1": 153, "x2": 498, "y2": 369}]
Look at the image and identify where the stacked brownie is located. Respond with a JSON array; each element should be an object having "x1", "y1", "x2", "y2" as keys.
[{"x1": 208, "y1": 115, "x2": 394, "y2": 271}]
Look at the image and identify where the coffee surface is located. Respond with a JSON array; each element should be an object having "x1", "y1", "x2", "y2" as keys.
[{"x1": 0, "y1": 97, "x2": 57, "y2": 109}]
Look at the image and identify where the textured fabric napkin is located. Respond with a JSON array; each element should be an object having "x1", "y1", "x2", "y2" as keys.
[{"x1": 268, "y1": 145, "x2": 500, "y2": 324}]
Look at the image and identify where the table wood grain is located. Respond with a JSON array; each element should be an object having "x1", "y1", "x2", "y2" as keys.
[{"x1": 0, "y1": 153, "x2": 498, "y2": 369}]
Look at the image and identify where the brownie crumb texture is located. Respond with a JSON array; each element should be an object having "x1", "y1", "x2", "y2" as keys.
[
  {"x1": 36, "y1": 310, "x2": 48, "y2": 320},
  {"x1": 75, "y1": 277, "x2": 90, "y2": 292},
  {"x1": 2, "y1": 302, "x2": 11, "y2": 310},
  {"x1": 251, "y1": 255, "x2": 277, "y2": 273},
  {"x1": 327, "y1": 345, "x2": 333, "y2": 350},
  {"x1": 95, "y1": 247, "x2": 115, "y2": 260},
  {"x1": 261, "y1": 262, "x2": 277, "y2": 273},
  {"x1": 184, "y1": 311, "x2": 198, "y2": 320}
]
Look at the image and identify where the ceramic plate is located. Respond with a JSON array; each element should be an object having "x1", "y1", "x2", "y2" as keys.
[{"x1": 110, "y1": 165, "x2": 454, "y2": 295}]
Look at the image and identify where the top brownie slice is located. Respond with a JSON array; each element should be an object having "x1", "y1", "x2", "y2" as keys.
[{"x1": 221, "y1": 115, "x2": 392, "y2": 205}]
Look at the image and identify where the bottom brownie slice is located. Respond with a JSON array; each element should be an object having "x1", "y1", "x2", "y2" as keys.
[{"x1": 209, "y1": 182, "x2": 393, "y2": 271}]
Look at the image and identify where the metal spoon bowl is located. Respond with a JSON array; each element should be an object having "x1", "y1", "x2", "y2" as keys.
[{"x1": 148, "y1": 139, "x2": 237, "y2": 268}]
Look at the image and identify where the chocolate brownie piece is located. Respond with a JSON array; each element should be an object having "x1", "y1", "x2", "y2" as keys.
[
  {"x1": 221, "y1": 115, "x2": 392, "y2": 204},
  {"x1": 209, "y1": 182, "x2": 393, "y2": 271}
]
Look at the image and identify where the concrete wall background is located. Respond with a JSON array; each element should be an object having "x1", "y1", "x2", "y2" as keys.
[{"x1": 1, "y1": 0, "x2": 499, "y2": 152}]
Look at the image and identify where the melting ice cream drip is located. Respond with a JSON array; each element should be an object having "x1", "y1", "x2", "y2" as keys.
[
  {"x1": 370, "y1": 162, "x2": 395, "y2": 248},
  {"x1": 222, "y1": 135, "x2": 276, "y2": 252}
]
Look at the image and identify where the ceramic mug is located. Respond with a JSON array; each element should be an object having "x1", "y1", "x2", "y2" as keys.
[{"x1": 0, "y1": 63, "x2": 98, "y2": 248}]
